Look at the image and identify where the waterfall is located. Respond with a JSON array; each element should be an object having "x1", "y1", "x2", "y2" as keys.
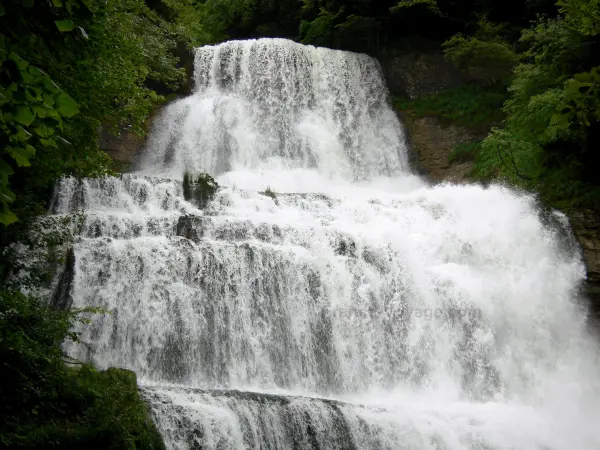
[{"x1": 51, "y1": 38, "x2": 600, "y2": 449}]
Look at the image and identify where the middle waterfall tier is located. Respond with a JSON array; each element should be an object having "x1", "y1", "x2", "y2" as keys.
[{"x1": 54, "y1": 174, "x2": 585, "y2": 402}]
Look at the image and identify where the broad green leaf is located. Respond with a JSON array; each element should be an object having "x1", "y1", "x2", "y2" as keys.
[
  {"x1": 46, "y1": 109, "x2": 61, "y2": 120},
  {"x1": 8, "y1": 145, "x2": 36, "y2": 167},
  {"x1": 55, "y1": 19, "x2": 75, "y2": 32},
  {"x1": 0, "y1": 207, "x2": 19, "y2": 226},
  {"x1": 40, "y1": 138, "x2": 58, "y2": 148},
  {"x1": 9, "y1": 52, "x2": 29, "y2": 71},
  {"x1": 55, "y1": 92, "x2": 79, "y2": 117},
  {"x1": 52, "y1": 0, "x2": 63, "y2": 6},
  {"x1": 22, "y1": 0, "x2": 34, "y2": 7},
  {"x1": 0, "y1": 90, "x2": 12, "y2": 103},
  {"x1": 13, "y1": 106, "x2": 35, "y2": 126},
  {"x1": 574, "y1": 72, "x2": 592, "y2": 83},
  {"x1": 32, "y1": 105, "x2": 49, "y2": 118},
  {"x1": 0, "y1": 159, "x2": 14, "y2": 177},
  {"x1": 33, "y1": 123, "x2": 54, "y2": 137},
  {"x1": 43, "y1": 92, "x2": 56, "y2": 106},
  {"x1": 28, "y1": 65, "x2": 42, "y2": 77},
  {"x1": 25, "y1": 86, "x2": 43, "y2": 102},
  {"x1": 12, "y1": 126, "x2": 33, "y2": 142}
]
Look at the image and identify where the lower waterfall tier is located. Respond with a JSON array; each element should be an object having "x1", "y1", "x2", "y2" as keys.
[{"x1": 142, "y1": 386, "x2": 596, "y2": 450}]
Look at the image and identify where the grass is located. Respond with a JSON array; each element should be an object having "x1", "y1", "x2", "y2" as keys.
[{"x1": 394, "y1": 83, "x2": 507, "y2": 128}]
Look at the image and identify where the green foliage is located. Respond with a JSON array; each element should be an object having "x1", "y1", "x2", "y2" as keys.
[
  {"x1": 558, "y1": 0, "x2": 600, "y2": 35},
  {"x1": 390, "y1": 0, "x2": 442, "y2": 16},
  {"x1": 449, "y1": 141, "x2": 481, "y2": 163},
  {"x1": 300, "y1": 8, "x2": 342, "y2": 47},
  {"x1": 0, "y1": 290, "x2": 164, "y2": 449},
  {"x1": 0, "y1": 48, "x2": 79, "y2": 225},
  {"x1": 443, "y1": 18, "x2": 518, "y2": 85},
  {"x1": 0, "y1": 0, "x2": 192, "y2": 227},
  {"x1": 395, "y1": 84, "x2": 507, "y2": 127},
  {"x1": 471, "y1": 0, "x2": 600, "y2": 209},
  {"x1": 162, "y1": 0, "x2": 228, "y2": 46},
  {"x1": 551, "y1": 67, "x2": 600, "y2": 132}
]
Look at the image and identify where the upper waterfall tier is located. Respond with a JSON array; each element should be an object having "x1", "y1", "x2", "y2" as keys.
[{"x1": 137, "y1": 39, "x2": 408, "y2": 182}]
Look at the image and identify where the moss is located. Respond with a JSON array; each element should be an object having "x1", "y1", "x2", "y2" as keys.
[{"x1": 449, "y1": 141, "x2": 481, "y2": 164}]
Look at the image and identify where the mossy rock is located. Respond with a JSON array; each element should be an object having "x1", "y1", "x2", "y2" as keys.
[
  {"x1": 183, "y1": 172, "x2": 219, "y2": 209},
  {"x1": 1, "y1": 365, "x2": 166, "y2": 450}
]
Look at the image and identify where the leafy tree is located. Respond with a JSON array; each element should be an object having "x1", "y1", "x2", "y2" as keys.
[
  {"x1": 443, "y1": 18, "x2": 518, "y2": 86},
  {"x1": 472, "y1": 0, "x2": 600, "y2": 208},
  {"x1": 1, "y1": 0, "x2": 189, "y2": 229}
]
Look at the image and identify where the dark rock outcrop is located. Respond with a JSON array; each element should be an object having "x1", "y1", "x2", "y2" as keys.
[
  {"x1": 51, "y1": 247, "x2": 75, "y2": 310},
  {"x1": 183, "y1": 172, "x2": 219, "y2": 209},
  {"x1": 566, "y1": 209, "x2": 600, "y2": 315},
  {"x1": 176, "y1": 215, "x2": 206, "y2": 243}
]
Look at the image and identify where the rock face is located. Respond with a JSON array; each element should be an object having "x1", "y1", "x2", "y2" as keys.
[
  {"x1": 378, "y1": 44, "x2": 482, "y2": 183},
  {"x1": 379, "y1": 45, "x2": 465, "y2": 100},
  {"x1": 400, "y1": 113, "x2": 482, "y2": 183},
  {"x1": 176, "y1": 215, "x2": 206, "y2": 243},
  {"x1": 99, "y1": 124, "x2": 145, "y2": 167},
  {"x1": 566, "y1": 209, "x2": 600, "y2": 316}
]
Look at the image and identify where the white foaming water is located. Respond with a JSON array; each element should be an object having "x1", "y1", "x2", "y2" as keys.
[{"x1": 51, "y1": 39, "x2": 600, "y2": 449}]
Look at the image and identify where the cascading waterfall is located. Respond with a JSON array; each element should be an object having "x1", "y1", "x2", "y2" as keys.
[{"x1": 48, "y1": 38, "x2": 600, "y2": 449}]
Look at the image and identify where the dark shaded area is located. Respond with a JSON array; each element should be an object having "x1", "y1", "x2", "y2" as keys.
[
  {"x1": 183, "y1": 172, "x2": 219, "y2": 209},
  {"x1": 0, "y1": 290, "x2": 165, "y2": 449}
]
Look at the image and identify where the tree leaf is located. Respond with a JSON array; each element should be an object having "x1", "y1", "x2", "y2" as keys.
[
  {"x1": 0, "y1": 207, "x2": 19, "y2": 226},
  {"x1": 32, "y1": 105, "x2": 49, "y2": 118},
  {"x1": 55, "y1": 92, "x2": 79, "y2": 117},
  {"x1": 12, "y1": 126, "x2": 33, "y2": 142},
  {"x1": 22, "y1": 0, "x2": 34, "y2": 7},
  {"x1": 52, "y1": 0, "x2": 63, "y2": 6},
  {"x1": 33, "y1": 123, "x2": 54, "y2": 137},
  {"x1": 40, "y1": 138, "x2": 58, "y2": 148},
  {"x1": 8, "y1": 145, "x2": 36, "y2": 167},
  {"x1": 0, "y1": 159, "x2": 14, "y2": 178},
  {"x1": 55, "y1": 19, "x2": 75, "y2": 32},
  {"x1": 14, "y1": 106, "x2": 35, "y2": 126}
]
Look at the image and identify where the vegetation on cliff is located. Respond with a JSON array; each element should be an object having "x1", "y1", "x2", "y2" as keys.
[{"x1": 0, "y1": 291, "x2": 164, "y2": 449}]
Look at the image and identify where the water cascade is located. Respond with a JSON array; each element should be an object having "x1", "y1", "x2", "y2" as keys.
[{"x1": 50, "y1": 39, "x2": 600, "y2": 449}]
